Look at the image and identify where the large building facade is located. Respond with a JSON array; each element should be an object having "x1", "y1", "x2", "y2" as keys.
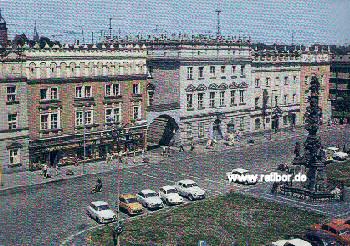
[
  {"x1": 24, "y1": 43, "x2": 149, "y2": 166},
  {"x1": 330, "y1": 52, "x2": 350, "y2": 124},
  {"x1": 0, "y1": 51, "x2": 30, "y2": 173}
]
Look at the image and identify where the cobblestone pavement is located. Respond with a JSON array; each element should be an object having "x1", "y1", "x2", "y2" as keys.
[{"x1": 0, "y1": 125, "x2": 349, "y2": 245}]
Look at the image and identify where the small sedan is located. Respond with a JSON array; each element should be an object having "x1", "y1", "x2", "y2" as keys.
[
  {"x1": 226, "y1": 168, "x2": 258, "y2": 185},
  {"x1": 175, "y1": 179, "x2": 205, "y2": 201},
  {"x1": 86, "y1": 201, "x2": 117, "y2": 224},
  {"x1": 159, "y1": 185, "x2": 184, "y2": 205},
  {"x1": 137, "y1": 189, "x2": 164, "y2": 210},
  {"x1": 304, "y1": 230, "x2": 343, "y2": 246},
  {"x1": 118, "y1": 194, "x2": 143, "y2": 216}
]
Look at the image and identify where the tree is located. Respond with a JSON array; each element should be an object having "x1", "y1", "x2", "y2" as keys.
[{"x1": 13, "y1": 34, "x2": 29, "y2": 47}]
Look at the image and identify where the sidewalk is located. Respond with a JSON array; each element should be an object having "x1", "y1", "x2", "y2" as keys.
[
  {"x1": 0, "y1": 125, "x2": 344, "y2": 194},
  {"x1": 0, "y1": 152, "x2": 162, "y2": 194}
]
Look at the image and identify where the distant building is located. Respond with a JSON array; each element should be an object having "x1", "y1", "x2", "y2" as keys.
[
  {"x1": 330, "y1": 52, "x2": 350, "y2": 124},
  {"x1": 0, "y1": 10, "x2": 8, "y2": 47},
  {"x1": 33, "y1": 21, "x2": 39, "y2": 42}
]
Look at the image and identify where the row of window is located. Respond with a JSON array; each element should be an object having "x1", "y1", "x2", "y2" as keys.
[
  {"x1": 254, "y1": 75, "x2": 298, "y2": 87},
  {"x1": 254, "y1": 94, "x2": 297, "y2": 108},
  {"x1": 254, "y1": 115, "x2": 294, "y2": 130},
  {"x1": 186, "y1": 90, "x2": 245, "y2": 110},
  {"x1": 28, "y1": 62, "x2": 146, "y2": 78},
  {"x1": 38, "y1": 106, "x2": 142, "y2": 131},
  {"x1": 187, "y1": 65, "x2": 246, "y2": 80}
]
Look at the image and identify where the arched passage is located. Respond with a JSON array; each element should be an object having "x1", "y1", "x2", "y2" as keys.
[{"x1": 147, "y1": 114, "x2": 179, "y2": 148}]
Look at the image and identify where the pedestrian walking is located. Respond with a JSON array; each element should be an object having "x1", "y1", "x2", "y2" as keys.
[
  {"x1": 42, "y1": 164, "x2": 48, "y2": 178},
  {"x1": 190, "y1": 140, "x2": 195, "y2": 151},
  {"x1": 161, "y1": 146, "x2": 166, "y2": 156},
  {"x1": 55, "y1": 162, "x2": 60, "y2": 176}
]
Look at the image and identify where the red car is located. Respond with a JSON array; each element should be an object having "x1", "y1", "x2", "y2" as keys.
[{"x1": 311, "y1": 221, "x2": 350, "y2": 245}]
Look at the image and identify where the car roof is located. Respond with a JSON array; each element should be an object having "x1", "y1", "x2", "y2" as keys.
[
  {"x1": 327, "y1": 147, "x2": 339, "y2": 151},
  {"x1": 231, "y1": 168, "x2": 249, "y2": 174},
  {"x1": 178, "y1": 179, "x2": 196, "y2": 184},
  {"x1": 286, "y1": 238, "x2": 312, "y2": 246},
  {"x1": 141, "y1": 189, "x2": 157, "y2": 194},
  {"x1": 91, "y1": 201, "x2": 109, "y2": 206},
  {"x1": 119, "y1": 194, "x2": 137, "y2": 199},
  {"x1": 161, "y1": 185, "x2": 176, "y2": 190}
]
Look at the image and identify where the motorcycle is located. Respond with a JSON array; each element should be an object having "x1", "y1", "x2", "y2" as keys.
[{"x1": 91, "y1": 185, "x2": 102, "y2": 194}]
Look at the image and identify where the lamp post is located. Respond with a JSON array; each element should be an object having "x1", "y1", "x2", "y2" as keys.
[{"x1": 83, "y1": 105, "x2": 86, "y2": 174}]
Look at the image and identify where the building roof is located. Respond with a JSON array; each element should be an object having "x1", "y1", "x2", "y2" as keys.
[{"x1": 0, "y1": 9, "x2": 6, "y2": 25}]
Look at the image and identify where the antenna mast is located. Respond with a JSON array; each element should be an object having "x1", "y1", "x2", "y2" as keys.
[
  {"x1": 292, "y1": 31, "x2": 294, "y2": 45},
  {"x1": 215, "y1": 9, "x2": 222, "y2": 39},
  {"x1": 109, "y1": 18, "x2": 112, "y2": 40}
]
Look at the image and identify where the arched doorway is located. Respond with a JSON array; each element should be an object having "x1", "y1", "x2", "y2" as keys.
[{"x1": 147, "y1": 115, "x2": 179, "y2": 149}]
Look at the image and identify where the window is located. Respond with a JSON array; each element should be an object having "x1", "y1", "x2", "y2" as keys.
[
  {"x1": 275, "y1": 77, "x2": 280, "y2": 86},
  {"x1": 187, "y1": 94, "x2": 193, "y2": 110},
  {"x1": 304, "y1": 76, "x2": 309, "y2": 85},
  {"x1": 275, "y1": 96, "x2": 278, "y2": 107},
  {"x1": 198, "y1": 93, "x2": 204, "y2": 109},
  {"x1": 40, "y1": 88, "x2": 48, "y2": 100},
  {"x1": 239, "y1": 90, "x2": 244, "y2": 103},
  {"x1": 284, "y1": 76, "x2": 288, "y2": 85},
  {"x1": 7, "y1": 86, "x2": 16, "y2": 102},
  {"x1": 147, "y1": 90, "x2": 154, "y2": 107},
  {"x1": 8, "y1": 114, "x2": 17, "y2": 130},
  {"x1": 106, "y1": 108, "x2": 121, "y2": 123},
  {"x1": 293, "y1": 75, "x2": 297, "y2": 83},
  {"x1": 210, "y1": 66, "x2": 215, "y2": 76},
  {"x1": 209, "y1": 92, "x2": 215, "y2": 108},
  {"x1": 283, "y1": 115, "x2": 288, "y2": 125},
  {"x1": 255, "y1": 97, "x2": 259, "y2": 108},
  {"x1": 293, "y1": 94, "x2": 296, "y2": 104},
  {"x1": 187, "y1": 67, "x2": 193, "y2": 80},
  {"x1": 133, "y1": 106, "x2": 140, "y2": 120},
  {"x1": 40, "y1": 114, "x2": 48, "y2": 130},
  {"x1": 186, "y1": 124, "x2": 193, "y2": 139},
  {"x1": 105, "y1": 84, "x2": 120, "y2": 96},
  {"x1": 230, "y1": 90, "x2": 235, "y2": 106},
  {"x1": 221, "y1": 66, "x2": 225, "y2": 73},
  {"x1": 240, "y1": 65, "x2": 245, "y2": 76},
  {"x1": 219, "y1": 91, "x2": 225, "y2": 106},
  {"x1": 76, "y1": 112, "x2": 83, "y2": 126},
  {"x1": 266, "y1": 78, "x2": 270, "y2": 86},
  {"x1": 9, "y1": 149, "x2": 20, "y2": 165},
  {"x1": 198, "y1": 122, "x2": 205, "y2": 138},
  {"x1": 148, "y1": 66, "x2": 153, "y2": 77},
  {"x1": 133, "y1": 84, "x2": 139, "y2": 94},
  {"x1": 232, "y1": 65, "x2": 236, "y2": 74},
  {"x1": 75, "y1": 86, "x2": 83, "y2": 98},
  {"x1": 284, "y1": 95, "x2": 288, "y2": 105},
  {"x1": 84, "y1": 86, "x2": 92, "y2": 97},
  {"x1": 198, "y1": 67, "x2": 204, "y2": 78},
  {"x1": 50, "y1": 113, "x2": 58, "y2": 129},
  {"x1": 50, "y1": 88, "x2": 58, "y2": 100},
  {"x1": 255, "y1": 79, "x2": 260, "y2": 87},
  {"x1": 85, "y1": 111, "x2": 92, "y2": 124},
  {"x1": 255, "y1": 118, "x2": 261, "y2": 130}
]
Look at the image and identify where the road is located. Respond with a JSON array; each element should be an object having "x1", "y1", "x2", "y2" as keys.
[{"x1": 0, "y1": 127, "x2": 349, "y2": 245}]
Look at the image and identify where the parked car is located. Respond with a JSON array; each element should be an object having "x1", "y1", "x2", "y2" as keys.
[
  {"x1": 225, "y1": 168, "x2": 258, "y2": 185},
  {"x1": 158, "y1": 185, "x2": 184, "y2": 205},
  {"x1": 311, "y1": 222, "x2": 350, "y2": 245},
  {"x1": 270, "y1": 238, "x2": 312, "y2": 246},
  {"x1": 327, "y1": 147, "x2": 349, "y2": 161},
  {"x1": 175, "y1": 179, "x2": 205, "y2": 201},
  {"x1": 304, "y1": 230, "x2": 344, "y2": 246},
  {"x1": 86, "y1": 201, "x2": 117, "y2": 224},
  {"x1": 118, "y1": 194, "x2": 143, "y2": 216},
  {"x1": 137, "y1": 189, "x2": 164, "y2": 210}
]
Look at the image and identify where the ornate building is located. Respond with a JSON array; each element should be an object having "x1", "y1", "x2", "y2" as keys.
[
  {"x1": 0, "y1": 51, "x2": 30, "y2": 173},
  {"x1": 14, "y1": 42, "x2": 149, "y2": 167},
  {"x1": 0, "y1": 10, "x2": 8, "y2": 47},
  {"x1": 251, "y1": 47, "x2": 301, "y2": 132}
]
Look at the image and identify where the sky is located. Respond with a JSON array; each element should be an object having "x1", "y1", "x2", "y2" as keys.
[{"x1": 1, "y1": 0, "x2": 350, "y2": 45}]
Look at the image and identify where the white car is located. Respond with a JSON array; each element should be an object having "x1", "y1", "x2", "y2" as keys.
[
  {"x1": 327, "y1": 147, "x2": 349, "y2": 161},
  {"x1": 175, "y1": 179, "x2": 205, "y2": 201},
  {"x1": 86, "y1": 201, "x2": 117, "y2": 224},
  {"x1": 137, "y1": 189, "x2": 164, "y2": 210},
  {"x1": 159, "y1": 185, "x2": 184, "y2": 205},
  {"x1": 226, "y1": 168, "x2": 257, "y2": 185},
  {"x1": 270, "y1": 238, "x2": 312, "y2": 246}
]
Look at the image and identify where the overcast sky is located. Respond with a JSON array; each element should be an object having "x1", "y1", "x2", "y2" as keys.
[{"x1": 1, "y1": 0, "x2": 350, "y2": 45}]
